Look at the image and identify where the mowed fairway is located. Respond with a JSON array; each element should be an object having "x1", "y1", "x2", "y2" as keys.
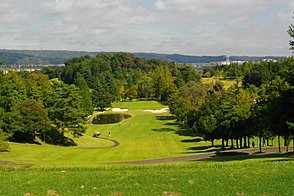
[
  {"x1": 1, "y1": 101, "x2": 294, "y2": 195},
  {"x1": 1, "y1": 161, "x2": 294, "y2": 195},
  {"x1": 0, "y1": 101, "x2": 210, "y2": 167}
]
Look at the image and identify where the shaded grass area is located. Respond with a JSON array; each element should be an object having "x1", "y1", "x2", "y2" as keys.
[
  {"x1": 0, "y1": 161, "x2": 294, "y2": 195},
  {"x1": 200, "y1": 151, "x2": 294, "y2": 162}
]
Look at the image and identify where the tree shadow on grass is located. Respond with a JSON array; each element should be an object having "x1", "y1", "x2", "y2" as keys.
[
  {"x1": 188, "y1": 145, "x2": 221, "y2": 151},
  {"x1": 176, "y1": 124, "x2": 197, "y2": 137},
  {"x1": 156, "y1": 116, "x2": 175, "y2": 121},
  {"x1": 152, "y1": 128, "x2": 176, "y2": 132},
  {"x1": 42, "y1": 128, "x2": 77, "y2": 147},
  {"x1": 196, "y1": 151, "x2": 294, "y2": 162},
  {"x1": 181, "y1": 138, "x2": 202, "y2": 143},
  {"x1": 155, "y1": 115, "x2": 197, "y2": 137},
  {"x1": 183, "y1": 145, "x2": 222, "y2": 154}
]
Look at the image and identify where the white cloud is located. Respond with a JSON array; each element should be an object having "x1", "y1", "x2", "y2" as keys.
[
  {"x1": 0, "y1": 0, "x2": 39, "y2": 27},
  {"x1": 155, "y1": 1, "x2": 167, "y2": 10},
  {"x1": 291, "y1": 2, "x2": 294, "y2": 10},
  {"x1": 0, "y1": 0, "x2": 292, "y2": 55}
]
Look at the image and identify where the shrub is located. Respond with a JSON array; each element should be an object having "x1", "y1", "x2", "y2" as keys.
[{"x1": 0, "y1": 129, "x2": 9, "y2": 152}]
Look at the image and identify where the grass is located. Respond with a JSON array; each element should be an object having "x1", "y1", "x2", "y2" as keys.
[
  {"x1": 0, "y1": 161, "x2": 293, "y2": 195},
  {"x1": 1, "y1": 101, "x2": 294, "y2": 195},
  {"x1": 202, "y1": 77, "x2": 241, "y2": 89},
  {"x1": 0, "y1": 101, "x2": 211, "y2": 167}
]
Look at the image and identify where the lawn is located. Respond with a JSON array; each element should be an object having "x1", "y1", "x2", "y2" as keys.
[
  {"x1": 0, "y1": 101, "x2": 211, "y2": 167},
  {"x1": 0, "y1": 160, "x2": 293, "y2": 195},
  {"x1": 1, "y1": 101, "x2": 294, "y2": 195},
  {"x1": 202, "y1": 77, "x2": 241, "y2": 89}
]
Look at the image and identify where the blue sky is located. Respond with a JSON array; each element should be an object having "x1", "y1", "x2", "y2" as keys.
[{"x1": 0, "y1": 0, "x2": 293, "y2": 56}]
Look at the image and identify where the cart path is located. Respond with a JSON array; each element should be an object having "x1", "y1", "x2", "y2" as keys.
[
  {"x1": 99, "y1": 147, "x2": 292, "y2": 165},
  {"x1": 1, "y1": 147, "x2": 292, "y2": 168}
]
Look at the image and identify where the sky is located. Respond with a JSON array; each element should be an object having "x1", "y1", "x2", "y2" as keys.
[{"x1": 1, "y1": 0, "x2": 294, "y2": 56}]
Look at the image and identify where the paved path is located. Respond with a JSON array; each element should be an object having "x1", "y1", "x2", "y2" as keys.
[
  {"x1": 100, "y1": 147, "x2": 292, "y2": 165},
  {"x1": 1, "y1": 146, "x2": 292, "y2": 168}
]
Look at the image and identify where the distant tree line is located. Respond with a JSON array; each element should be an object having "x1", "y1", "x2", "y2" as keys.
[{"x1": 42, "y1": 52, "x2": 200, "y2": 108}]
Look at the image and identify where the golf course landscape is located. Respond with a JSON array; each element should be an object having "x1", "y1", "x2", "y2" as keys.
[{"x1": 1, "y1": 101, "x2": 294, "y2": 195}]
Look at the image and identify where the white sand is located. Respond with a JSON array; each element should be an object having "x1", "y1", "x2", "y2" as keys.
[
  {"x1": 111, "y1": 108, "x2": 129, "y2": 112},
  {"x1": 143, "y1": 108, "x2": 169, "y2": 114}
]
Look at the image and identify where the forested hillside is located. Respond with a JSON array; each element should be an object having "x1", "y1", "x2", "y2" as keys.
[
  {"x1": 0, "y1": 53, "x2": 200, "y2": 147},
  {"x1": 0, "y1": 49, "x2": 282, "y2": 65}
]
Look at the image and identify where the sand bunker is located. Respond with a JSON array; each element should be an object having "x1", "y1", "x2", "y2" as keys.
[
  {"x1": 143, "y1": 108, "x2": 169, "y2": 114},
  {"x1": 111, "y1": 108, "x2": 129, "y2": 112}
]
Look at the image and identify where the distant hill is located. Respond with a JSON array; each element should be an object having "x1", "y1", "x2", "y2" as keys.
[
  {"x1": 134, "y1": 53, "x2": 283, "y2": 64},
  {"x1": 0, "y1": 49, "x2": 98, "y2": 65},
  {"x1": 0, "y1": 49, "x2": 283, "y2": 66}
]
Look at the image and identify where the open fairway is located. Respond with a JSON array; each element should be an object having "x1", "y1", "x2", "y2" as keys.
[
  {"x1": 1, "y1": 160, "x2": 294, "y2": 195},
  {"x1": 0, "y1": 101, "x2": 213, "y2": 167},
  {"x1": 1, "y1": 101, "x2": 294, "y2": 195}
]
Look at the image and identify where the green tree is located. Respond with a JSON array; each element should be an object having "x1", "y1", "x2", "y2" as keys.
[
  {"x1": 74, "y1": 75, "x2": 93, "y2": 115},
  {"x1": 126, "y1": 85, "x2": 138, "y2": 101},
  {"x1": 26, "y1": 73, "x2": 52, "y2": 103},
  {"x1": 288, "y1": 12, "x2": 294, "y2": 51},
  {"x1": 45, "y1": 80, "x2": 86, "y2": 141},
  {"x1": 152, "y1": 66, "x2": 175, "y2": 102},
  {"x1": 137, "y1": 74, "x2": 153, "y2": 99},
  {"x1": 0, "y1": 72, "x2": 27, "y2": 138},
  {"x1": 0, "y1": 129, "x2": 9, "y2": 152},
  {"x1": 14, "y1": 100, "x2": 51, "y2": 142}
]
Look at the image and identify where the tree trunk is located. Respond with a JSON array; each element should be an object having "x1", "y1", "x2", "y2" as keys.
[
  {"x1": 231, "y1": 139, "x2": 234, "y2": 148},
  {"x1": 244, "y1": 136, "x2": 247, "y2": 148},
  {"x1": 248, "y1": 136, "x2": 250, "y2": 148},
  {"x1": 266, "y1": 138, "x2": 269, "y2": 146},
  {"x1": 211, "y1": 139, "x2": 214, "y2": 147},
  {"x1": 221, "y1": 138, "x2": 225, "y2": 149},
  {"x1": 278, "y1": 135, "x2": 281, "y2": 152},
  {"x1": 240, "y1": 137, "x2": 243, "y2": 148},
  {"x1": 293, "y1": 138, "x2": 294, "y2": 152},
  {"x1": 285, "y1": 137, "x2": 289, "y2": 153},
  {"x1": 236, "y1": 138, "x2": 239, "y2": 149},
  {"x1": 226, "y1": 139, "x2": 229, "y2": 147},
  {"x1": 259, "y1": 135, "x2": 262, "y2": 153},
  {"x1": 43, "y1": 132, "x2": 46, "y2": 144}
]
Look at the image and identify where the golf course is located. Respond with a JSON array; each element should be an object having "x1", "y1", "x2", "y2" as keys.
[{"x1": 0, "y1": 101, "x2": 294, "y2": 195}]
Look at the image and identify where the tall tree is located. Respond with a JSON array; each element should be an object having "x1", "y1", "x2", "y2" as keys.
[
  {"x1": 152, "y1": 66, "x2": 175, "y2": 102},
  {"x1": 288, "y1": 12, "x2": 294, "y2": 51},
  {"x1": 74, "y1": 75, "x2": 93, "y2": 115},
  {"x1": 13, "y1": 100, "x2": 51, "y2": 142},
  {"x1": 26, "y1": 73, "x2": 52, "y2": 103},
  {"x1": 0, "y1": 129, "x2": 9, "y2": 152},
  {"x1": 45, "y1": 80, "x2": 86, "y2": 140}
]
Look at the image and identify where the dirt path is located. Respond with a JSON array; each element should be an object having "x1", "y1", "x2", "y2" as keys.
[{"x1": 99, "y1": 147, "x2": 292, "y2": 165}]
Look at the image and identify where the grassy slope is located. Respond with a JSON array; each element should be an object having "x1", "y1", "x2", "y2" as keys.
[
  {"x1": 0, "y1": 161, "x2": 293, "y2": 195},
  {"x1": 1, "y1": 101, "x2": 294, "y2": 195},
  {"x1": 0, "y1": 101, "x2": 211, "y2": 167}
]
